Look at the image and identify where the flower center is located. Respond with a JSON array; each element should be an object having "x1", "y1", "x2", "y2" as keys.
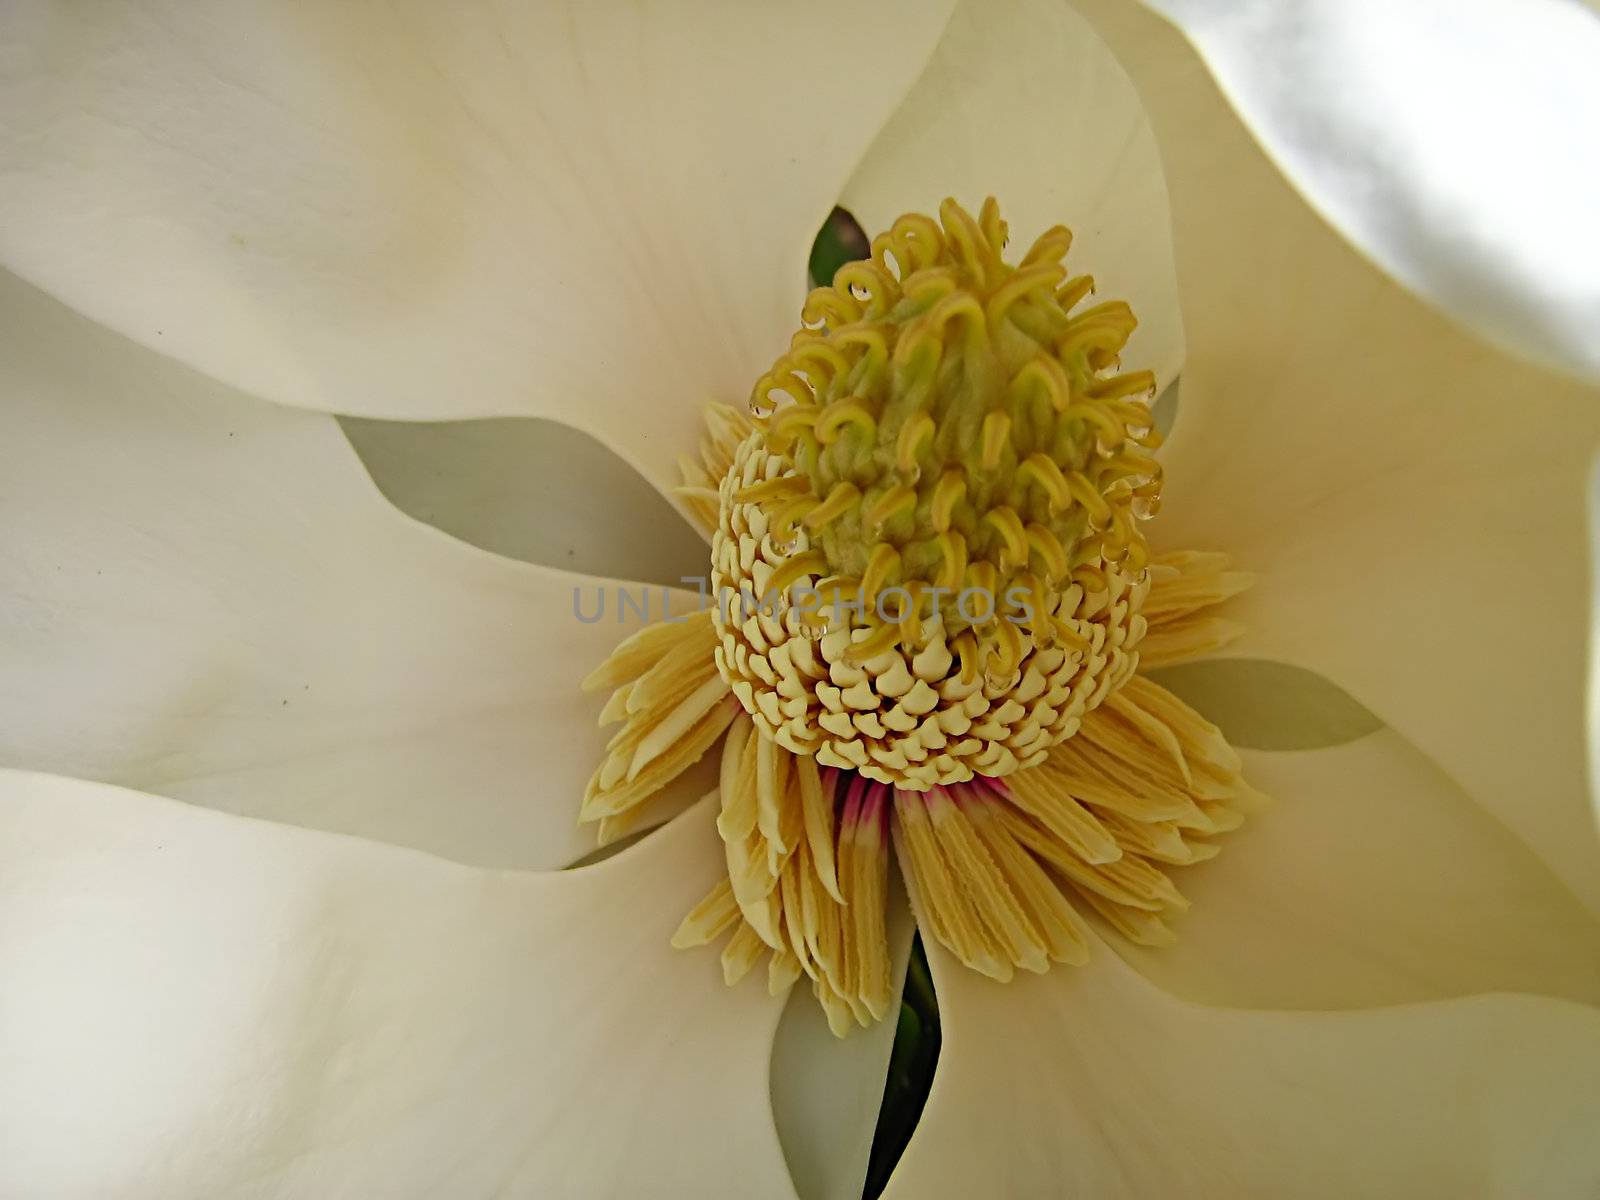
[
  {"x1": 710, "y1": 198, "x2": 1163, "y2": 790},
  {"x1": 583, "y1": 198, "x2": 1258, "y2": 1033}
]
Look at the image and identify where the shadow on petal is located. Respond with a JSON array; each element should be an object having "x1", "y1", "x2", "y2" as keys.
[
  {"x1": 1147, "y1": 657, "x2": 1382, "y2": 751},
  {"x1": 340, "y1": 416, "x2": 710, "y2": 588}
]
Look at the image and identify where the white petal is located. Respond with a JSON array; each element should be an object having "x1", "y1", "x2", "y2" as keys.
[
  {"x1": 1073, "y1": 0, "x2": 1600, "y2": 910},
  {"x1": 1141, "y1": 0, "x2": 1600, "y2": 383},
  {"x1": 887, "y1": 936, "x2": 1600, "y2": 1198},
  {"x1": 1119, "y1": 732, "x2": 1600, "y2": 1011},
  {"x1": 0, "y1": 0, "x2": 956, "y2": 493},
  {"x1": 0, "y1": 269, "x2": 706, "y2": 870},
  {"x1": 842, "y1": 0, "x2": 1184, "y2": 387},
  {"x1": 0, "y1": 772, "x2": 795, "y2": 1197}
]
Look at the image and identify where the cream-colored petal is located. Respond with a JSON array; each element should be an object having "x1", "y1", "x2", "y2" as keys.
[
  {"x1": 1074, "y1": 0, "x2": 1600, "y2": 910},
  {"x1": 842, "y1": 0, "x2": 1183, "y2": 388},
  {"x1": 0, "y1": 773, "x2": 795, "y2": 1197},
  {"x1": 0, "y1": 0, "x2": 956, "y2": 494},
  {"x1": 887, "y1": 935, "x2": 1600, "y2": 1198},
  {"x1": 0, "y1": 269, "x2": 704, "y2": 870},
  {"x1": 1142, "y1": 0, "x2": 1600, "y2": 383},
  {"x1": 1115, "y1": 732, "x2": 1600, "y2": 1011}
]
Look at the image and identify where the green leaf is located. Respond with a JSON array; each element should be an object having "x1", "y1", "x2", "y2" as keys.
[
  {"x1": 885, "y1": 1005, "x2": 923, "y2": 1087},
  {"x1": 864, "y1": 935, "x2": 941, "y2": 1199},
  {"x1": 1146, "y1": 658, "x2": 1384, "y2": 751},
  {"x1": 809, "y1": 207, "x2": 871, "y2": 289}
]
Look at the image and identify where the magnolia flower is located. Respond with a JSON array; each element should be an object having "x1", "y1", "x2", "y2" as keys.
[{"x1": 2, "y1": 1, "x2": 1599, "y2": 1198}]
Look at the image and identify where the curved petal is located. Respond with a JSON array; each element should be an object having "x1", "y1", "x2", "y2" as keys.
[
  {"x1": 0, "y1": 269, "x2": 708, "y2": 870},
  {"x1": 0, "y1": 0, "x2": 958, "y2": 494},
  {"x1": 841, "y1": 0, "x2": 1184, "y2": 387},
  {"x1": 1072, "y1": 0, "x2": 1600, "y2": 910},
  {"x1": 1115, "y1": 732, "x2": 1600, "y2": 1011},
  {"x1": 0, "y1": 772, "x2": 795, "y2": 1197},
  {"x1": 887, "y1": 936, "x2": 1600, "y2": 1198},
  {"x1": 1142, "y1": 0, "x2": 1600, "y2": 383}
]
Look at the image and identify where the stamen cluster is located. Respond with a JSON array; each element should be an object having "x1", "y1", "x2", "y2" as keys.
[
  {"x1": 711, "y1": 199, "x2": 1163, "y2": 788},
  {"x1": 587, "y1": 199, "x2": 1259, "y2": 1029}
]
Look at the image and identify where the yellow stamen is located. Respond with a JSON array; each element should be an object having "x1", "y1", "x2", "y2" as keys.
[
  {"x1": 804, "y1": 481, "x2": 862, "y2": 529},
  {"x1": 929, "y1": 468, "x2": 967, "y2": 533},
  {"x1": 979, "y1": 411, "x2": 1012, "y2": 470},
  {"x1": 895, "y1": 412, "x2": 935, "y2": 475}
]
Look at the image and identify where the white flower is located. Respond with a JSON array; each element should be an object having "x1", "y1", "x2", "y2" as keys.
[{"x1": 2, "y1": 1, "x2": 1599, "y2": 1197}]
